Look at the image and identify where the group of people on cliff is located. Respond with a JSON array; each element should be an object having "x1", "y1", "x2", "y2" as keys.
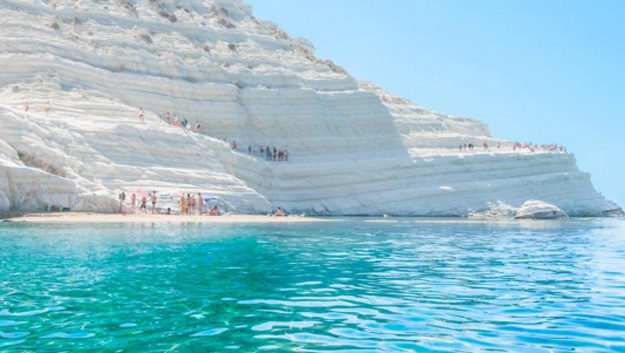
[
  {"x1": 458, "y1": 141, "x2": 566, "y2": 153},
  {"x1": 150, "y1": 110, "x2": 292, "y2": 162},
  {"x1": 246, "y1": 145, "x2": 289, "y2": 162},
  {"x1": 513, "y1": 142, "x2": 566, "y2": 153},
  {"x1": 157, "y1": 111, "x2": 202, "y2": 132}
]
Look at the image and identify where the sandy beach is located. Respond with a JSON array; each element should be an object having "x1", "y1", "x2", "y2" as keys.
[{"x1": 2, "y1": 212, "x2": 335, "y2": 224}]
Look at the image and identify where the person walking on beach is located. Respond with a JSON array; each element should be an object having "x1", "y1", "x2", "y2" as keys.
[
  {"x1": 189, "y1": 195, "x2": 195, "y2": 215},
  {"x1": 151, "y1": 192, "x2": 157, "y2": 214},
  {"x1": 118, "y1": 191, "x2": 126, "y2": 213},
  {"x1": 198, "y1": 193, "x2": 204, "y2": 214},
  {"x1": 130, "y1": 193, "x2": 136, "y2": 214},
  {"x1": 139, "y1": 107, "x2": 145, "y2": 122},
  {"x1": 179, "y1": 195, "x2": 186, "y2": 215},
  {"x1": 140, "y1": 195, "x2": 147, "y2": 213}
]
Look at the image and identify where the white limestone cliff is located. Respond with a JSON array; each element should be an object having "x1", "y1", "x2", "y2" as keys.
[{"x1": 0, "y1": 0, "x2": 621, "y2": 216}]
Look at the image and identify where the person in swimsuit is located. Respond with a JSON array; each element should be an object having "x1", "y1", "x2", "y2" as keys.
[
  {"x1": 140, "y1": 196, "x2": 147, "y2": 213},
  {"x1": 198, "y1": 193, "x2": 204, "y2": 215},
  {"x1": 130, "y1": 193, "x2": 136, "y2": 214},
  {"x1": 180, "y1": 195, "x2": 186, "y2": 214},
  {"x1": 118, "y1": 191, "x2": 126, "y2": 213},
  {"x1": 189, "y1": 194, "x2": 196, "y2": 215},
  {"x1": 151, "y1": 192, "x2": 157, "y2": 214}
]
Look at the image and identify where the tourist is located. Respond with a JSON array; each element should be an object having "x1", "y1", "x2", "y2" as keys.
[
  {"x1": 166, "y1": 207, "x2": 172, "y2": 215},
  {"x1": 118, "y1": 191, "x2": 126, "y2": 213},
  {"x1": 24, "y1": 101, "x2": 29, "y2": 112},
  {"x1": 189, "y1": 194, "x2": 196, "y2": 215},
  {"x1": 151, "y1": 192, "x2": 157, "y2": 214},
  {"x1": 131, "y1": 193, "x2": 136, "y2": 214},
  {"x1": 140, "y1": 195, "x2": 147, "y2": 213},
  {"x1": 273, "y1": 147, "x2": 277, "y2": 161},
  {"x1": 248, "y1": 145, "x2": 252, "y2": 154},
  {"x1": 139, "y1": 107, "x2": 145, "y2": 121},
  {"x1": 186, "y1": 194, "x2": 192, "y2": 214},
  {"x1": 275, "y1": 207, "x2": 285, "y2": 217},
  {"x1": 209, "y1": 206, "x2": 220, "y2": 216},
  {"x1": 198, "y1": 193, "x2": 204, "y2": 214},
  {"x1": 44, "y1": 101, "x2": 51, "y2": 115},
  {"x1": 195, "y1": 122, "x2": 201, "y2": 132},
  {"x1": 179, "y1": 195, "x2": 186, "y2": 214},
  {"x1": 284, "y1": 149, "x2": 289, "y2": 161}
]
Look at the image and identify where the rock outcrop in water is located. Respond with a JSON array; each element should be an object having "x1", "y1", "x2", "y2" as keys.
[
  {"x1": 0, "y1": 0, "x2": 622, "y2": 216},
  {"x1": 514, "y1": 200, "x2": 568, "y2": 220}
]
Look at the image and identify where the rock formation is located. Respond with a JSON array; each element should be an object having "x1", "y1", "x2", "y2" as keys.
[{"x1": 0, "y1": 0, "x2": 621, "y2": 216}]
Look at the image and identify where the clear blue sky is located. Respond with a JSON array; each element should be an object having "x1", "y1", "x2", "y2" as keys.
[{"x1": 247, "y1": 0, "x2": 625, "y2": 208}]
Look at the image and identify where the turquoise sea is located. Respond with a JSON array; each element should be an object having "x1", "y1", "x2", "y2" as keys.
[{"x1": 1, "y1": 218, "x2": 624, "y2": 352}]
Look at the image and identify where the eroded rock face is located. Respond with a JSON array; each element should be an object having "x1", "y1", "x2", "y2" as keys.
[
  {"x1": 515, "y1": 200, "x2": 568, "y2": 220},
  {"x1": 0, "y1": 0, "x2": 621, "y2": 215}
]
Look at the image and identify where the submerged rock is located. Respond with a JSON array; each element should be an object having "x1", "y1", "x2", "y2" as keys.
[{"x1": 515, "y1": 200, "x2": 568, "y2": 220}]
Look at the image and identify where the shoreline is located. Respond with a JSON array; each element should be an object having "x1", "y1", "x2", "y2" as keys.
[
  {"x1": 1, "y1": 212, "x2": 619, "y2": 226},
  {"x1": 1, "y1": 212, "x2": 335, "y2": 224}
]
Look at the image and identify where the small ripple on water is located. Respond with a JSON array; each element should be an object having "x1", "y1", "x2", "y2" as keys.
[
  {"x1": 190, "y1": 328, "x2": 228, "y2": 337},
  {"x1": 0, "y1": 332, "x2": 29, "y2": 339},
  {"x1": 251, "y1": 321, "x2": 319, "y2": 331},
  {"x1": 40, "y1": 332, "x2": 95, "y2": 339},
  {"x1": 0, "y1": 340, "x2": 25, "y2": 348},
  {"x1": 0, "y1": 320, "x2": 27, "y2": 327}
]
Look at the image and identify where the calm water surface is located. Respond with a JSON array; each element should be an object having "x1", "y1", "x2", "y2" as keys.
[{"x1": 1, "y1": 218, "x2": 624, "y2": 352}]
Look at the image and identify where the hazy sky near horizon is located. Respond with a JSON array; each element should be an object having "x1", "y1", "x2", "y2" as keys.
[{"x1": 247, "y1": 0, "x2": 625, "y2": 208}]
